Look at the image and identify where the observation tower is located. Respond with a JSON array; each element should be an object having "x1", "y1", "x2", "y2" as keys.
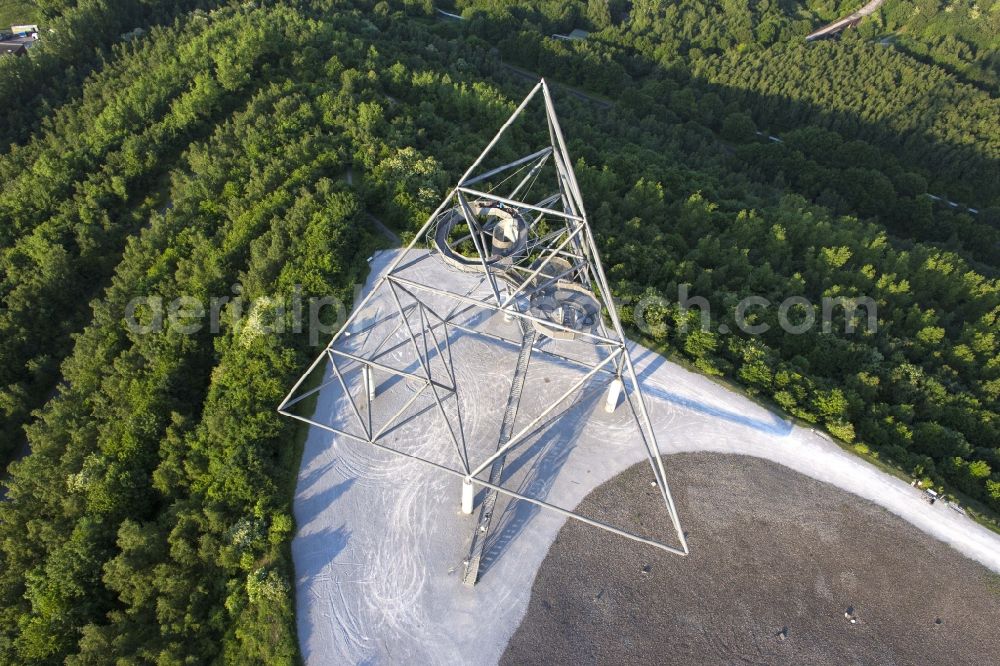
[{"x1": 279, "y1": 80, "x2": 688, "y2": 585}]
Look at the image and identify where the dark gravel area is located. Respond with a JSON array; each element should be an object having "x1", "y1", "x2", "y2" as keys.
[{"x1": 501, "y1": 453, "x2": 1000, "y2": 666}]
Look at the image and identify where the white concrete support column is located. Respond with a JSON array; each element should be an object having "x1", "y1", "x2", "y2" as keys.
[
  {"x1": 461, "y1": 480, "x2": 474, "y2": 514},
  {"x1": 604, "y1": 378, "x2": 623, "y2": 413},
  {"x1": 363, "y1": 364, "x2": 376, "y2": 401}
]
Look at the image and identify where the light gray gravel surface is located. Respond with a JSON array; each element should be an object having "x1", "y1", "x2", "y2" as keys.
[{"x1": 293, "y1": 250, "x2": 1000, "y2": 665}]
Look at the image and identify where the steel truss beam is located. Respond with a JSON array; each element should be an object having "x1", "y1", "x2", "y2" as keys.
[
  {"x1": 457, "y1": 186, "x2": 584, "y2": 222},
  {"x1": 278, "y1": 79, "x2": 689, "y2": 576},
  {"x1": 277, "y1": 408, "x2": 685, "y2": 557},
  {"x1": 462, "y1": 147, "x2": 552, "y2": 187},
  {"x1": 387, "y1": 274, "x2": 622, "y2": 347}
]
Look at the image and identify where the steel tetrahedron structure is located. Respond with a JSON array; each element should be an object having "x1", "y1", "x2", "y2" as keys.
[{"x1": 279, "y1": 79, "x2": 688, "y2": 585}]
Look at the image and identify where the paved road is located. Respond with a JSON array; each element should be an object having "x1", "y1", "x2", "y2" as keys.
[{"x1": 806, "y1": 0, "x2": 886, "y2": 41}]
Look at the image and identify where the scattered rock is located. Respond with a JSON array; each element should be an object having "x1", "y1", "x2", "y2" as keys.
[{"x1": 502, "y1": 454, "x2": 1000, "y2": 666}]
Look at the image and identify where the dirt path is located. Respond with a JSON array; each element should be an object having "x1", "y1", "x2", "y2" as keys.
[
  {"x1": 366, "y1": 214, "x2": 400, "y2": 245},
  {"x1": 501, "y1": 63, "x2": 612, "y2": 110},
  {"x1": 342, "y1": 165, "x2": 400, "y2": 245}
]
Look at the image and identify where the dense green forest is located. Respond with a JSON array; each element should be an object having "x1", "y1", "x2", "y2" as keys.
[
  {"x1": 0, "y1": 0, "x2": 228, "y2": 148},
  {"x1": 0, "y1": 1, "x2": 41, "y2": 28},
  {"x1": 0, "y1": 0, "x2": 997, "y2": 662},
  {"x1": 876, "y1": 0, "x2": 1000, "y2": 88}
]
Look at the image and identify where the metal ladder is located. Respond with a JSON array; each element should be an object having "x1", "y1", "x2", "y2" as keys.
[{"x1": 463, "y1": 319, "x2": 535, "y2": 586}]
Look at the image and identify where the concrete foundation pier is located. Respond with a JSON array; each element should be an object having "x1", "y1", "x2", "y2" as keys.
[{"x1": 605, "y1": 378, "x2": 623, "y2": 413}]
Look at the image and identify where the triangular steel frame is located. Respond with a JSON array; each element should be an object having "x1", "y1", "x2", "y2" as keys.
[{"x1": 279, "y1": 80, "x2": 688, "y2": 574}]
